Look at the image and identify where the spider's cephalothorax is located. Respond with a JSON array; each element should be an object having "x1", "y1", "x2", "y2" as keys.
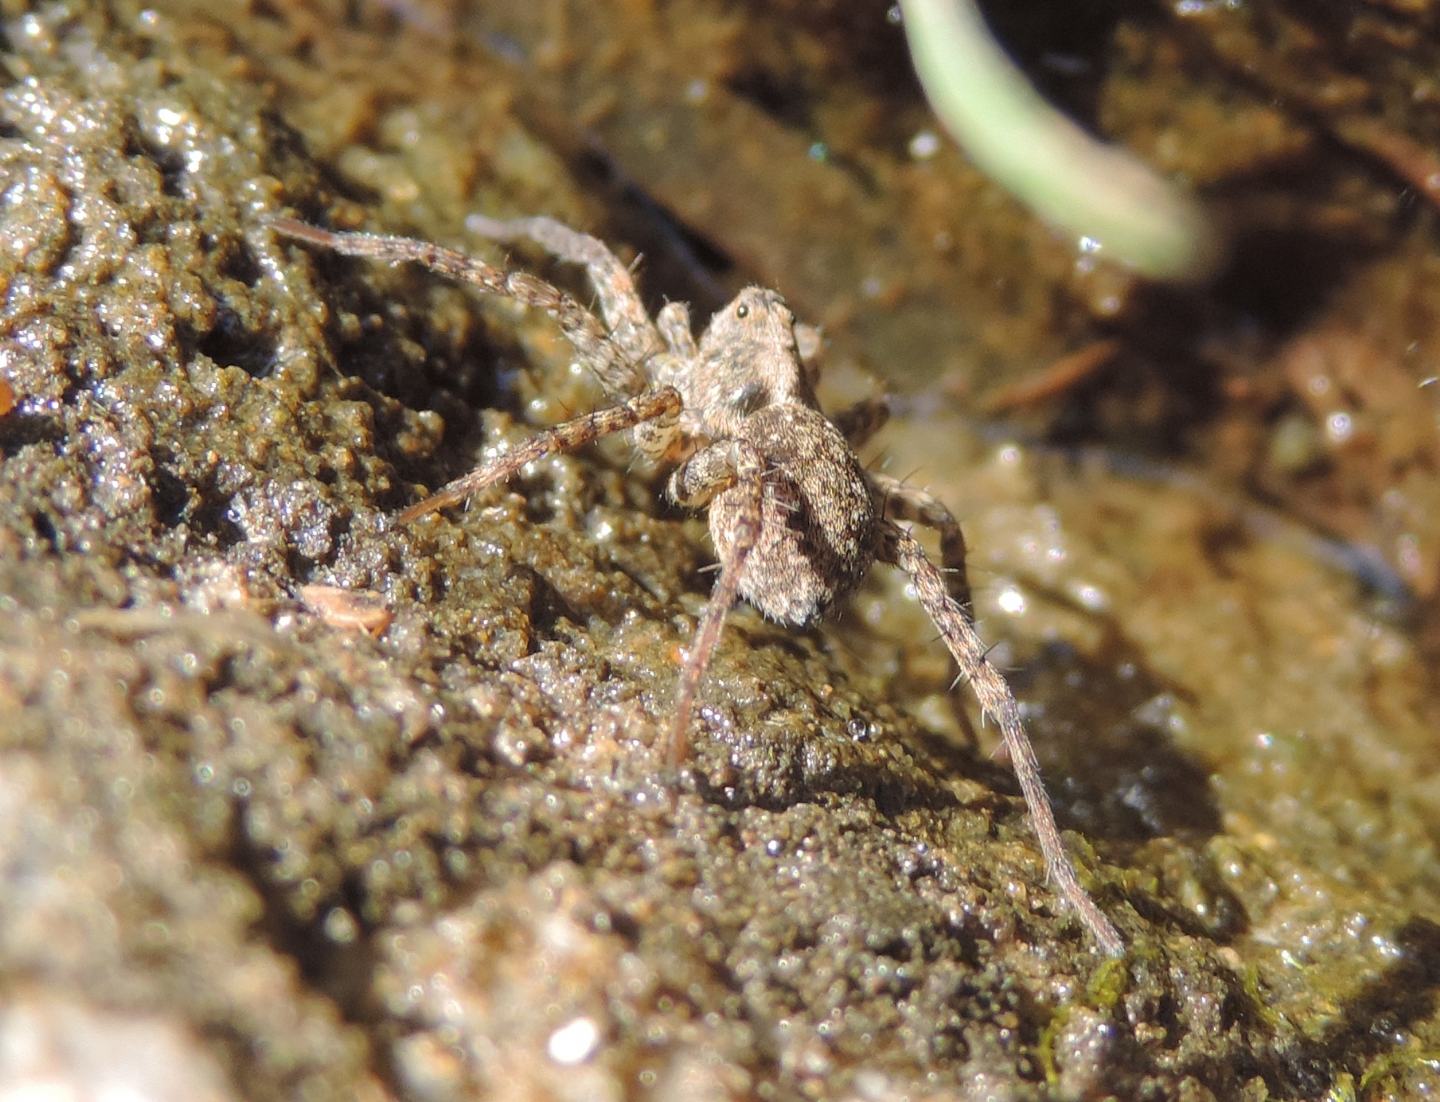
[
  {"x1": 679, "y1": 289, "x2": 878, "y2": 627},
  {"x1": 270, "y1": 213, "x2": 1124, "y2": 955}
]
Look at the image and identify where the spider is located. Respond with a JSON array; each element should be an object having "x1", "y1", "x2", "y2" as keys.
[{"x1": 270, "y1": 212, "x2": 1124, "y2": 955}]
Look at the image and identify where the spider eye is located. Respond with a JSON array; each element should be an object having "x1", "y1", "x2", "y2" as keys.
[{"x1": 736, "y1": 303, "x2": 749, "y2": 319}]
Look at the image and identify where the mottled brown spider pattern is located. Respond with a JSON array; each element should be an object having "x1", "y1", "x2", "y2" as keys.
[{"x1": 270, "y1": 213, "x2": 1123, "y2": 955}]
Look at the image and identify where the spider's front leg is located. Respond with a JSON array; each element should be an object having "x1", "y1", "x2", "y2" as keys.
[
  {"x1": 664, "y1": 439, "x2": 767, "y2": 766},
  {"x1": 271, "y1": 217, "x2": 644, "y2": 396},
  {"x1": 398, "y1": 387, "x2": 682, "y2": 522},
  {"x1": 466, "y1": 213, "x2": 664, "y2": 372},
  {"x1": 878, "y1": 520, "x2": 1124, "y2": 955}
]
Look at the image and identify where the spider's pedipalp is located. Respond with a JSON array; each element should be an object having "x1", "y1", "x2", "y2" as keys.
[
  {"x1": 666, "y1": 439, "x2": 767, "y2": 764},
  {"x1": 657, "y1": 301, "x2": 697, "y2": 360}
]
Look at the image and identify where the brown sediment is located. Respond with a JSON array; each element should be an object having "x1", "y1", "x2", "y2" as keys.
[{"x1": 2, "y1": 1, "x2": 1439, "y2": 1099}]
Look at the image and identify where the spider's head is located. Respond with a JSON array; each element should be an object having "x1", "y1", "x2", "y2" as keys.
[
  {"x1": 695, "y1": 288, "x2": 815, "y2": 422},
  {"x1": 703, "y1": 287, "x2": 794, "y2": 346}
]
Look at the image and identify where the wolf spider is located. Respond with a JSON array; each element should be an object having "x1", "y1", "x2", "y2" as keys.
[{"x1": 270, "y1": 213, "x2": 1123, "y2": 954}]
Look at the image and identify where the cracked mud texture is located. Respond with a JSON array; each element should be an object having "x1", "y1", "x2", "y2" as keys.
[{"x1": 2, "y1": 1, "x2": 1439, "y2": 1100}]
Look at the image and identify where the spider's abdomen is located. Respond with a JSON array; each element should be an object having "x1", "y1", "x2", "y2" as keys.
[{"x1": 710, "y1": 405, "x2": 877, "y2": 627}]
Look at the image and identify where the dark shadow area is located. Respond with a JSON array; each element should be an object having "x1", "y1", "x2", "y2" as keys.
[
  {"x1": 1203, "y1": 219, "x2": 1392, "y2": 338},
  {"x1": 981, "y1": 0, "x2": 1150, "y2": 128},
  {"x1": 997, "y1": 594, "x2": 1220, "y2": 846},
  {"x1": 1039, "y1": 212, "x2": 1392, "y2": 460},
  {"x1": 149, "y1": 461, "x2": 192, "y2": 530},
  {"x1": 194, "y1": 301, "x2": 280, "y2": 379},
  {"x1": 0, "y1": 410, "x2": 62, "y2": 457}
]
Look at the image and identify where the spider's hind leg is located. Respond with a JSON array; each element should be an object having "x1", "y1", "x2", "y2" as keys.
[
  {"x1": 878, "y1": 519, "x2": 1123, "y2": 955},
  {"x1": 870, "y1": 471, "x2": 971, "y2": 613}
]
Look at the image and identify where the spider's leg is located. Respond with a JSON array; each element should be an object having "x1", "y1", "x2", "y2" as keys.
[
  {"x1": 664, "y1": 440, "x2": 766, "y2": 765},
  {"x1": 870, "y1": 471, "x2": 970, "y2": 612},
  {"x1": 271, "y1": 217, "x2": 644, "y2": 395},
  {"x1": 833, "y1": 396, "x2": 891, "y2": 451},
  {"x1": 398, "y1": 387, "x2": 683, "y2": 523},
  {"x1": 466, "y1": 213, "x2": 665, "y2": 372},
  {"x1": 879, "y1": 520, "x2": 1123, "y2": 955}
]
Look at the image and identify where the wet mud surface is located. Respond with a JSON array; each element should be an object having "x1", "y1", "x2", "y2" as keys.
[{"x1": 2, "y1": 1, "x2": 1439, "y2": 1098}]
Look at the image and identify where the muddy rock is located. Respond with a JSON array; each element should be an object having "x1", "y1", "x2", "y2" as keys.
[{"x1": 2, "y1": 1, "x2": 1439, "y2": 1099}]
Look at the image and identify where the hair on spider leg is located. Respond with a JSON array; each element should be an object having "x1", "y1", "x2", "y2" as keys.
[
  {"x1": 928, "y1": 632, "x2": 1000, "y2": 672},
  {"x1": 268, "y1": 211, "x2": 1126, "y2": 956}
]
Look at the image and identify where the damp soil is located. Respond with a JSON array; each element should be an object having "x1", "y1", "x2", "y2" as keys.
[{"x1": 1, "y1": 1, "x2": 1439, "y2": 1099}]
